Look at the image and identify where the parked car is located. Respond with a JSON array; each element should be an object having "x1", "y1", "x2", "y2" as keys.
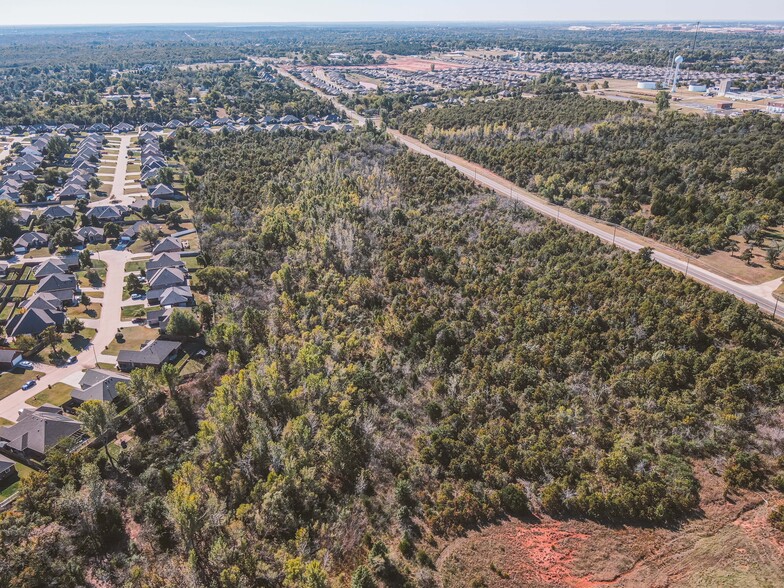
[
  {"x1": 21, "y1": 380, "x2": 36, "y2": 390},
  {"x1": 131, "y1": 293, "x2": 145, "y2": 300},
  {"x1": 18, "y1": 360, "x2": 34, "y2": 369},
  {"x1": 67, "y1": 356, "x2": 77, "y2": 365},
  {"x1": 132, "y1": 317, "x2": 146, "y2": 324}
]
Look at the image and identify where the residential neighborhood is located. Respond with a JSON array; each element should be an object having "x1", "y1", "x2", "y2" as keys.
[{"x1": 0, "y1": 122, "x2": 207, "y2": 500}]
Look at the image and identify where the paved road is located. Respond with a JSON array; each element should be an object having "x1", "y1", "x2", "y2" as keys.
[
  {"x1": 0, "y1": 136, "x2": 138, "y2": 422},
  {"x1": 270, "y1": 61, "x2": 783, "y2": 319},
  {"x1": 390, "y1": 131, "x2": 783, "y2": 318}
]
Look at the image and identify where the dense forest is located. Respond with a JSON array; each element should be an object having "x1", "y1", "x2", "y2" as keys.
[
  {"x1": 3, "y1": 128, "x2": 783, "y2": 586},
  {"x1": 396, "y1": 94, "x2": 784, "y2": 253}
]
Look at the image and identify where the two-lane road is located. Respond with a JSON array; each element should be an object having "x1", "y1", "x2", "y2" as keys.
[{"x1": 265, "y1": 60, "x2": 782, "y2": 318}]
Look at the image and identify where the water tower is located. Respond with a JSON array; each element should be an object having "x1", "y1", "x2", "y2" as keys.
[{"x1": 670, "y1": 55, "x2": 684, "y2": 93}]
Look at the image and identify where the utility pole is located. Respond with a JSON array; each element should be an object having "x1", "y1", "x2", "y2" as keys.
[
  {"x1": 774, "y1": 296, "x2": 780, "y2": 319},
  {"x1": 612, "y1": 225, "x2": 617, "y2": 245},
  {"x1": 685, "y1": 257, "x2": 691, "y2": 277}
]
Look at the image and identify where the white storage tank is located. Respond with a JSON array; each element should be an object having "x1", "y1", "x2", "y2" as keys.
[
  {"x1": 637, "y1": 81, "x2": 657, "y2": 90},
  {"x1": 688, "y1": 84, "x2": 707, "y2": 93}
]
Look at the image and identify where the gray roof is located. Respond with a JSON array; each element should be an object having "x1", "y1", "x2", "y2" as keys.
[
  {"x1": 6, "y1": 308, "x2": 65, "y2": 337},
  {"x1": 146, "y1": 252, "x2": 185, "y2": 272},
  {"x1": 0, "y1": 405, "x2": 81, "y2": 455},
  {"x1": 37, "y1": 273, "x2": 77, "y2": 294},
  {"x1": 21, "y1": 292, "x2": 62, "y2": 312},
  {"x1": 148, "y1": 267, "x2": 187, "y2": 290},
  {"x1": 34, "y1": 259, "x2": 69, "y2": 278},
  {"x1": 117, "y1": 339, "x2": 181, "y2": 367},
  {"x1": 152, "y1": 236, "x2": 182, "y2": 254},
  {"x1": 72, "y1": 369, "x2": 130, "y2": 404}
]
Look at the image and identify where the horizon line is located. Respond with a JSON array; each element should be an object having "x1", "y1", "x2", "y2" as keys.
[{"x1": 2, "y1": 19, "x2": 784, "y2": 28}]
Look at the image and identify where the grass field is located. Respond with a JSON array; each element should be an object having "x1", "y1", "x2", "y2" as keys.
[
  {"x1": 67, "y1": 302, "x2": 102, "y2": 320},
  {"x1": 37, "y1": 329, "x2": 96, "y2": 364},
  {"x1": 28, "y1": 382, "x2": 75, "y2": 407},
  {"x1": 104, "y1": 326, "x2": 158, "y2": 355},
  {"x1": 121, "y1": 304, "x2": 158, "y2": 320},
  {"x1": 0, "y1": 369, "x2": 44, "y2": 401}
]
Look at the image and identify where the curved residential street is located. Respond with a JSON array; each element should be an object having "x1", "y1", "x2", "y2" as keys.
[{"x1": 0, "y1": 135, "x2": 141, "y2": 422}]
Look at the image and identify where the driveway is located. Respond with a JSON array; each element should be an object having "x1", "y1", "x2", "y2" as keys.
[{"x1": 0, "y1": 136, "x2": 137, "y2": 422}]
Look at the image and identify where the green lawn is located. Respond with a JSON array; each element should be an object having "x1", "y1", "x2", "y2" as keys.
[
  {"x1": 28, "y1": 383, "x2": 75, "y2": 407},
  {"x1": 67, "y1": 303, "x2": 102, "y2": 320},
  {"x1": 38, "y1": 329, "x2": 96, "y2": 365},
  {"x1": 184, "y1": 256, "x2": 203, "y2": 270},
  {"x1": 124, "y1": 260, "x2": 147, "y2": 273},
  {"x1": 0, "y1": 417, "x2": 12, "y2": 427},
  {"x1": 104, "y1": 326, "x2": 158, "y2": 356},
  {"x1": 0, "y1": 369, "x2": 44, "y2": 401},
  {"x1": 0, "y1": 462, "x2": 34, "y2": 501},
  {"x1": 121, "y1": 304, "x2": 158, "y2": 320}
]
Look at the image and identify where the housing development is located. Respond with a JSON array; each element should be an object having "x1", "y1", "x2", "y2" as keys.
[{"x1": 0, "y1": 15, "x2": 783, "y2": 588}]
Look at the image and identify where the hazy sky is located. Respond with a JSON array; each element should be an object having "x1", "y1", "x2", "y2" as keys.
[{"x1": 3, "y1": 0, "x2": 783, "y2": 25}]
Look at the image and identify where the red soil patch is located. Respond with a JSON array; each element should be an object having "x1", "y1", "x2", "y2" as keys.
[{"x1": 509, "y1": 523, "x2": 593, "y2": 586}]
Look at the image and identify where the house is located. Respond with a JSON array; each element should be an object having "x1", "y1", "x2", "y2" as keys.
[
  {"x1": 0, "y1": 405, "x2": 81, "y2": 459},
  {"x1": 68, "y1": 368, "x2": 130, "y2": 407},
  {"x1": 149, "y1": 285, "x2": 194, "y2": 307},
  {"x1": 21, "y1": 292, "x2": 63, "y2": 313},
  {"x1": 87, "y1": 123, "x2": 111, "y2": 133},
  {"x1": 37, "y1": 273, "x2": 79, "y2": 305},
  {"x1": 0, "y1": 349, "x2": 22, "y2": 371},
  {"x1": 112, "y1": 122, "x2": 134, "y2": 133},
  {"x1": 117, "y1": 339, "x2": 181, "y2": 371},
  {"x1": 146, "y1": 307, "x2": 174, "y2": 331},
  {"x1": 6, "y1": 307, "x2": 65, "y2": 337},
  {"x1": 14, "y1": 232, "x2": 49, "y2": 254},
  {"x1": 122, "y1": 221, "x2": 155, "y2": 242},
  {"x1": 147, "y1": 267, "x2": 187, "y2": 291},
  {"x1": 140, "y1": 122, "x2": 163, "y2": 132},
  {"x1": 75, "y1": 226, "x2": 105, "y2": 244},
  {"x1": 34, "y1": 259, "x2": 69, "y2": 278},
  {"x1": 212, "y1": 117, "x2": 233, "y2": 126},
  {"x1": 87, "y1": 205, "x2": 129, "y2": 223},
  {"x1": 261, "y1": 116, "x2": 279, "y2": 125},
  {"x1": 166, "y1": 119, "x2": 185, "y2": 129},
  {"x1": 131, "y1": 197, "x2": 168, "y2": 213},
  {"x1": 0, "y1": 455, "x2": 15, "y2": 482},
  {"x1": 280, "y1": 115, "x2": 301, "y2": 124},
  {"x1": 152, "y1": 236, "x2": 182, "y2": 254},
  {"x1": 189, "y1": 118, "x2": 210, "y2": 128},
  {"x1": 41, "y1": 205, "x2": 76, "y2": 221},
  {"x1": 58, "y1": 184, "x2": 90, "y2": 200},
  {"x1": 14, "y1": 210, "x2": 34, "y2": 227},
  {"x1": 148, "y1": 183, "x2": 175, "y2": 198},
  {"x1": 146, "y1": 252, "x2": 185, "y2": 273}
]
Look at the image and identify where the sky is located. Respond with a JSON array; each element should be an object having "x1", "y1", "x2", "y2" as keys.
[{"x1": 2, "y1": 0, "x2": 783, "y2": 26}]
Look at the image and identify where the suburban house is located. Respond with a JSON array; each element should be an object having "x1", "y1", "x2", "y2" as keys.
[
  {"x1": 75, "y1": 226, "x2": 105, "y2": 244},
  {"x1": 14, "y1": 232, "x2": 49, "y2": 254},
  {"x1": 87, "y1": 205, "x2": 129, "y2": 223},
  {"x1": 6, "y1": 306, "x2": 65, "y2": 337},
  {"x1": 87, "y1": 123, "x2": 111, "y2": 133},
  {"x1": 41, "y1": 205, "x2": 76, "y2": 221},
  {"x1": 166, "y1": 119, "x2": 185, "y2": 129},
  {"x1": 37, "y1": 273, "x2": 79, "y2": 306},
  {"x1": 146, "y1": 307, "x2": 175, "y2": 331},
  {"x1": 58, "y1": 183, "x2": 90, "y2": 200},
  {"x1": 117, "y1": 339, "x2": 181, "y2": 371},
  {"x1": 67, "y1": 368, "x2": 130, "y2": 407},
  {"x1": 148, "y1": 183, "x2": 176, "y2": 199},
  {"x1": 0, "y1": 349, "x2": 23, "y2": 371},
  {"x1": 147, "y1": 267, "x2": 187, "y2": 291},
  {"x1": 152, "y1": 236, "x2": 182, "y2": 254},
  {"x1": 0, "y1": 405, "x2": 81, "y2": 460},
  {"x1": 131, "y1": 197, "x2": 168, "y2": 213},
  {"x1": 112, "y1": 122, "x2": 134, "y2": 134},
  {"x1": 280, "y1": 114, "x2": 301, "y2": 124},
  {"x1": 151, "y1": 285, "x2": 194, "y2": 307},
  {"x1": 146, "y1": 252, "x2": 185, "y2": 272},
  {"x1": 34, "y1": 259, "x2": 69, "y2": 278},
  {"x1": 21, "y1": 292, "x2": 64, "y2": 313},
  {"x1": 0, "y1": 455, "x2": 15, "y2": 482},
  {"x1": 122, "y1": 221, "x2": 155, "y2": 242}
]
